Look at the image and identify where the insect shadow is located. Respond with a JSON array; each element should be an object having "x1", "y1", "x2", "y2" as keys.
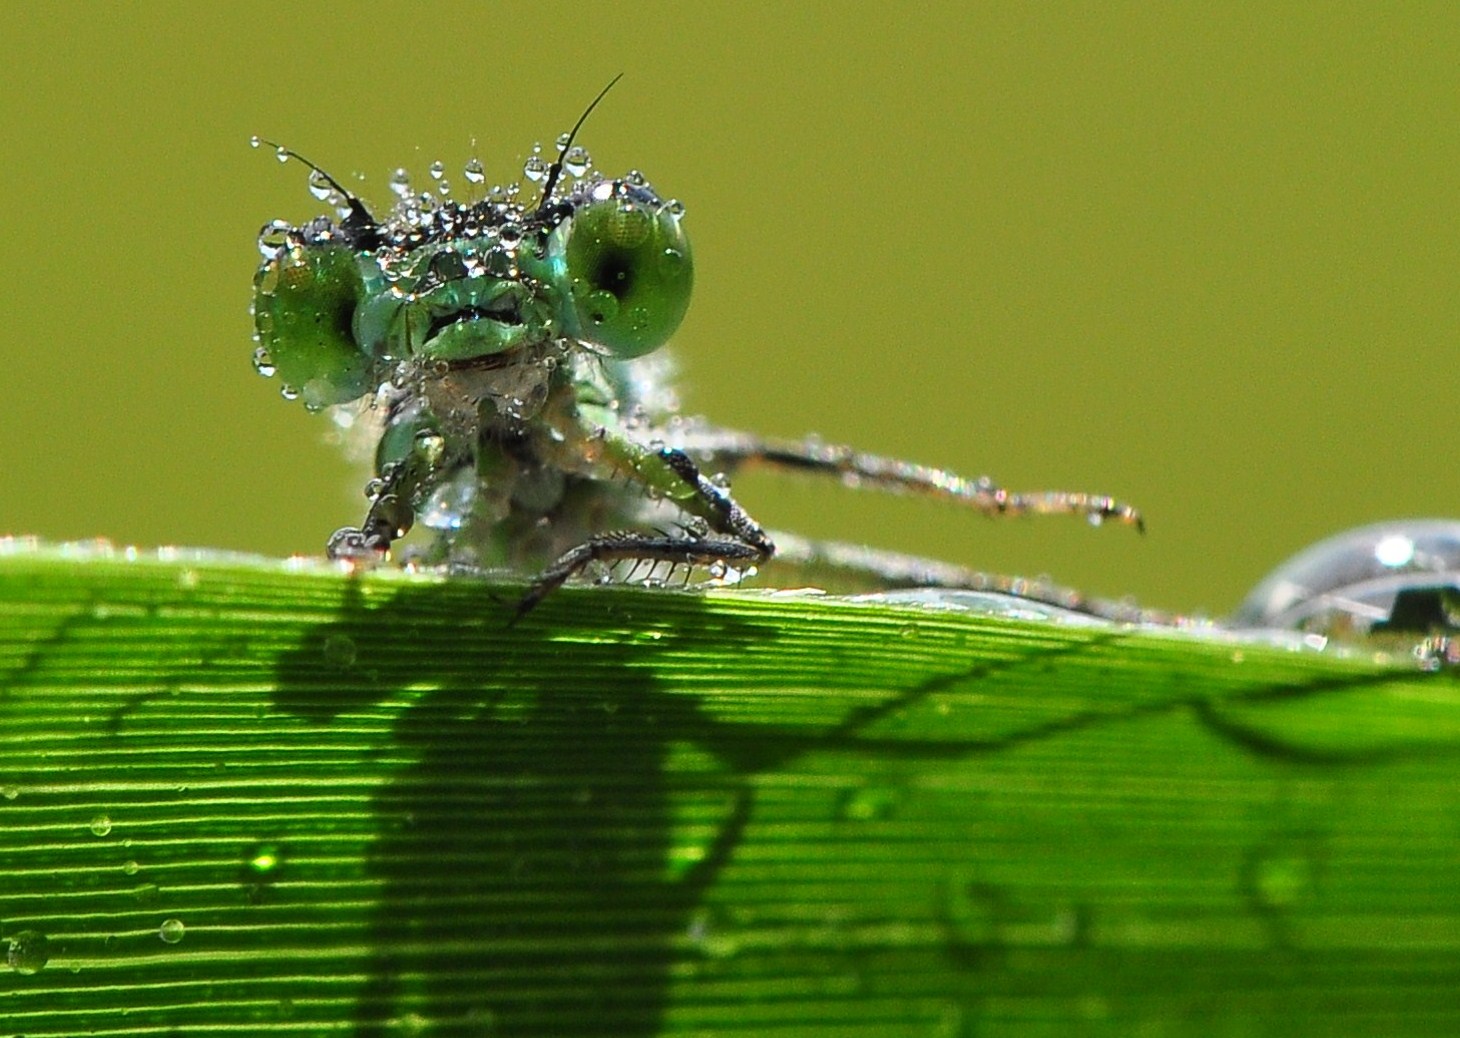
[{"x1": 269, "y1": 578, "x2": 1134, "y2": 1036}]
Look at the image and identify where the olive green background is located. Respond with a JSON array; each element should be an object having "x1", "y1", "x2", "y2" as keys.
[{"x1": 3, "y1": 4, "x2": 1457, "y2": 616}]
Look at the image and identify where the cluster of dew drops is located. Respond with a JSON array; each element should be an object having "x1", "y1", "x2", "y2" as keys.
[{"x1": 248, "y1": 132, "x2": 623, "y2": 402}]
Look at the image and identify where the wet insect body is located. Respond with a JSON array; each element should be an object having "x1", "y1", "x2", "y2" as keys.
[{"x1": 251, "y1": 89, "x2": 1144, "y2": 617}]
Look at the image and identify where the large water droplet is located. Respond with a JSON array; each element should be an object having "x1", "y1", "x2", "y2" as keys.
[
  {"x1": 523, "y1": 155, "x2": 548, "y2": 183},
  {"x1": 89, "y1": 813, "x2": 113, "y2": 837},
  {"x1": 158, "y1": 918, "x2": 185, "y2": 944},
  {"x1": 1232, "y1": 519, "x2": 1460, "y2": 642},
  {"x1": 463, "y1": 157, "x2": 485, "y2": 184},
  {"x1": 252, "y1": 346, "x2": 276, "y2": 378},
  {"x1": 389, "y1": 168, "x2": 412, "y2": 199}
]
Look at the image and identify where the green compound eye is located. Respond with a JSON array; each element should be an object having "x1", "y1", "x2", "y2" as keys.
[
  {"x1": 253, "y1": 241, "x2": 373, "y2": 409},
  {"x1": 554, "y1": 186, "x2": 693, "y2": 358}
]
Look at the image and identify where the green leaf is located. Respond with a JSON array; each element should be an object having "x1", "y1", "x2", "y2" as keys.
[{"x1": 1, "y1": 544, "x2": 1457, "y2": 1036}]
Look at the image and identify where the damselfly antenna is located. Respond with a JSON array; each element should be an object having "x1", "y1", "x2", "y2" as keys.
[
  {"x1": 537, "y1": 73, "x2": 624, "y2": 208},
  {"x1": 252, "y1": 136, "x2": 380, "y2": 247}
]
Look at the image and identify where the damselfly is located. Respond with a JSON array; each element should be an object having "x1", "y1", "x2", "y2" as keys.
[{"x1": 251, "y1": 81, "x2": 1144, "y2": 619}]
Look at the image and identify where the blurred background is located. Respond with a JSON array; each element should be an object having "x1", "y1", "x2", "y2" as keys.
[{"x1": 3, "y1": 5, "x2": 1457, "y2": 617}]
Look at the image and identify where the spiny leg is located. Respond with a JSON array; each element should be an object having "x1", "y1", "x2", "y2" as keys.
[
  {"x1": 673, "y1": 429, "x2": 1144, "y2": 532},
  {"x1": 517, "y1": 445, "x2": 775, "y2": 618},
  {"x1": 514, "y1": 532, "x2": 767, "y2": 620}
]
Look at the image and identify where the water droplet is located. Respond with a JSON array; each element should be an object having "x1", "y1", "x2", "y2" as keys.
[
  {"x1": 1233, "y1": 519, "x2": 1460, "y2": 640},
  {"x1": 247, "y1": 842, "x2": 282, "y2": 875},
  {"x1": 252, "y1": 346, "x2": 276, "y2": 377},
  {"x1": 564, "y1": 145, "x2": 591, "y2": 177},
  {"x1": 322, "y1": 633, "x2": 357, "y2": 669},
  {"x1": 838, "y1": 785, "x2": 901, "y2": 821},
  {"x1": 306, "y1": 169, "x2": 336, "y2": 202},
  {"x1": 707, "y1": 560, "x2": 728, "y2": 579},
  {"x1": 279, "y1": 384, "x2": 300, "y2": 401},
  {"x1": 389, "y1": 168, "x2": 412, "y2": 199},
  {"x1": 273, "y1": 146, "x2": 290, "y2": 164},
  {"x1": 685, "y1": 907, "x2": 741, "y2": 959},
  {"x1": 421, "y1": 472, "x2": 478, "y2": 532},
  {"x1": 428, "y1": 160, "x2": 445, "y2": 181},
  {"x1": 2, "y1": 786, "x2": 20, "y2": 800},
  {"x1": 7, "y1": 930, "x2": 50, "y2": 974},
  {"x1": 523, "y1": 155, "x2": 548, "y2": 183},
  {"x1": 249, "y1": 134, "x2": 262, "y2": 149},
  {"x1": 414, "y1": 430, "x2": 446, "y2": 464},
  {"x1": 89, "y1": 814, "x2": 112, "y2": 837},
  {"x1": 463, "y1": 157, "x2": 485, "y2": 184},
  {"x1": 158, "y1": 918, "x2": 185, "y2": 944},
  {"x1": 122, "y1": 859, "x2": 140, "y2": 876},
  {"x1": 555, "y1": 131, "x2": 571, "y2": 151},
  {"x1": 664, "y1": 198, "x2": 686, "y2": 218},
  {"x1": 387, "y1": 1011, "x2": 432, "y2": 1035},
  {"x1": 257, "y1": 219, "x2": 292, "y2": 259},
  {"x1": 1250, "y1": 850, "x2": 1315, "y2": 910}
]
